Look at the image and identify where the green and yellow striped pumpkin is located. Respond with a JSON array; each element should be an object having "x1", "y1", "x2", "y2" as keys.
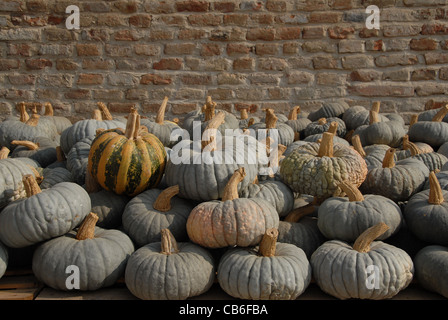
[{"x1": 88, "y1": 108, "x2": 167, "y2": 197}]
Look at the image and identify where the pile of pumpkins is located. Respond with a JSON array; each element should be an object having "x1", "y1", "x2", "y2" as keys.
[{"x1": 0, "y1": 97, "x2": 448, "y2": 301}]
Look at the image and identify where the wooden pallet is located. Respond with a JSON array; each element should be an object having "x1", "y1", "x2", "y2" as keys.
[{"x1": 0, "y1": 268, "x2": 43, "y2": 300}]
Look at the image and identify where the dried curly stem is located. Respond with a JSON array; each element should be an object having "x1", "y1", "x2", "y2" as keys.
[
  {"x1": 11, "y1": 140, "x2": 39, "y2": 150},
  {"x1": 161, "y1": 228, "x2": 179, "y2": 255},
  {"x1": 382, "y1": 148, "x2": 396, "y2": 168},
  {"x1": 353, "y1": 222, "x2": 389, "y2": 253},
  {"x1": 76, "y1": 212, "x2": 99, "y2": 240},
  {"x1": 317, "y1": 132, "x2": 334, "y2": 158},
  {"x1": 338, "y1": 181, "x2": 365, "y2": 202},
  {"x1": 156, "y1": 96, "x2": 169, "y2": 124},
  {"x1": 97, "y1": 102, "x2": 113, "y2": 120},
  {"x1": 18, "y1": 102, "x2": 30, "y2": 123},
  {"x1": 222, "y1": 167, "x2": 246, "y2": 201},
  {"x1": 432, "y1": 105, "x2": 448, "y2": 122},
  {"x1": 153, "y1": 185, "x2": 180, "y2": 212},
  {"x1": 22, "y1": 174, "x2": 42, "y2": 197},
  {"x1": 429, "y1": 171, "x2": 444, "y2": 205},
  {"x1": 258, "y1": 228, "x2": 279, "y2": 257}
]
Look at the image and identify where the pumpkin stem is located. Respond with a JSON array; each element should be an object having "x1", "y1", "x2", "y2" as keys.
[
  {"x1": 258, "y1": 228, "x2": 279, "y2": 258},
  {"x1": 288, "y1": 106, "x2": 300, "y2": 121},
  {"x1": 432, "y1": 105, "x2": 448, "y2": 122},
  {"x1": 44, "y1": 102, "x2": 54, "y2": 116},
  {"x1": 0, "y1": 146, "x2": 10, "y2": 159},
  {"x1": 265, "y1": 109, "x2": 278, "y2": 130},
  {"x1": 222, "y1": 167, "x2": 246, "y2": 201},
  {"x1": 338, "y1": 181, "x2": 365, "y2": 202},
  {"x1": 56, "y1": 146, "x2": 66, "y2": 162},
  {"x1": 402, "y1": 135, "x2": 410, "y2": 150},
  {"x1": 240, "y1": 108, "x2": 248, "y2": 120},
  {"x1": 283, "y1": 204, "x2": 315, "y2": 223},
  {"x1": 22, "y1": 174, "x2": 42, "y2": 197},
  {"x1": 369, "y1": 110, "x2": 379, "y2": 125},
  {"x1": 429, "y1": 171, "x2": 444, "y2": 205},
  {"x1": 202, "y1": 111, "x2": 226, "y2": 151},
  {"x1": 92, "y1": 109, "x2": 103, "y2": 121},
  {"x1": 371, "y1": 101, "x2": 381, "y2": 113},
  {"x1": 327, "y1": 121, "x2": 338, "y2": 135},
  {"x1": 352, "y1": 222, "x2": 389, "y2": 253},
  {"x1": 382, "y1": 148, "x2": 396, "y2": 168},
  {"x1": 204, "y1": 96, "x2": 216, "y2": 122},
  {"x1": 409, "y1": 114, "x2": 419, "y2": 127},
  {"x1": 18, "y1": 102, "x2": 30, "y2": 123},
  {"x1": 125, "y1": 108, "x2": 140, "y2": 140},
  {"x1": 317, "y1": 132, "x2": 334, "y2": 158},
  {"x1": 351, "y1": 135, "x2": 366, "y2": 158},
  {"x1": 247, "y1": 118, "x2": 255, "y2": 127},
  {"x1": 153, "y1": 185, "x2": 180, "y2": 212},
  {"x1": 318, "y1": 118, "x2": 327, "y2": 126},
  {"x1": 25, "y1": 114, "x2": 40, "y2": 127},
  {"x1": 11, "y1": 140, "x2": 39, "y2": 150},
  {"x1": 160, "y1": 228, "x2": 179, "y2": 255},
  {"x1": 156, "y1": 96, "x2": 169, "y2": 124},
  {"x1": 407, "y1": 141, "x2": 422, "y2": 156},
  {"x1": 97, "y1": 102, "x2": 113, "y2": 121},
  {"x1": 76, "y1": 212, "x2": 99, "y2": 240}
]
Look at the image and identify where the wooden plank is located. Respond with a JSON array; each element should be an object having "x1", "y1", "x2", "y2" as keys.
[
  {"x1": 0, "y1": 275, "x2": 40, "y2": 290},
  {"x1": 35, "y1": 286, "x2": 139, "y2": 300},
  {"x1": 0, "y1": 287, "x2": 43, "y2": 300}
]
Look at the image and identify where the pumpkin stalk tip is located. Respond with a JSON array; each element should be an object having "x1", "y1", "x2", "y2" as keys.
[
  {"x1": 156, "y1": 96, "x2": 169, "y2": 124},
  {"x1": 351, "y1": 135, "x2": 366, "y2": 158},
  {"x1": 153, "y1": 185, "x2": 180, "y2": 212},
  {"x1": 265, "y1": 109, "x2": 278, "y2": 130},
  {"x1": 288, "y1": 106, "x2": 300, "y2": 121},
  {"x1": 382, "y1": 148, "x2": 396, "y2": 168},
  {"x1": 0, "y1": 146, "x2": 10, "y2": 159},
  {"x1": 352, "y1": 222, "x2": 389, "y2": 253},
  {"x1": 161, "y1": 228, "x2": 179, "y2": 255},
  {"x1": 201, "y1": 111, "x2": 226, "y2": 151},
  {"x1": 338, "y1": 181, "x2": 364, "y2": 202},
  {"x1": 432, "y1": 105, "x2": 448, "y2": 122},
  {"x1": 22, "y1": 174, "x2": 42, "y2": 197},
  {"x1": 369, "y1": 110, "x2": 379, "y2": 125},
  {"x1": 222, "y1": 167, "x2": 246, "y2": 201},
  {"x1": 317, "y1": 132, "x2": 334, "y2": 158},
  {"x1": 97, "y1": 102, "x2": 113, "y2": 121},
  {"x1": 429, "y1": 171, "x2": 444, "y2": 205},
  {"x1": 76, "y1": 212, "x2": 99, "y2": 240},
  {"x1": 258, "y1": 228, "x2": 279, "y2": 257}
]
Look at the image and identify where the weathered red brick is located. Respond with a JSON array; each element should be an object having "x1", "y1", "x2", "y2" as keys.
[
  {"x1": 76, "y1": 44, "x2": 101, "y2": 56},
  {"x1": 176, "y1": 1, "x2": 209, "y2": 12},
  {"x1": 77, "y1": 73, "x2": 104, "y2": 85},
  {"x1": 153, "y1": 58, "x2": 183, "y2": 70},
  {"x1": 25, "y1": 58, "x2": 52, "y2": 70},
  {"x1": 140, "y1": 74, "x2": 172, "y2": 85},
  {"x1": 410, "y1": 38, "x2": 438, "y2": 50}
]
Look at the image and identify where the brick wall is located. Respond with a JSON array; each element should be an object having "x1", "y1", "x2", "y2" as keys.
[{"x1": 1, "y1": 0, "x2": 448, "y2": 123}]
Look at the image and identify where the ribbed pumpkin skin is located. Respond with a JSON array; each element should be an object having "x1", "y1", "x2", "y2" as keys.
[
  {"x1": 0, "y1": 182, "x2": 91, "y2": 248},
  {"x1": 408, "y1": 121, "x2": 448, "y2": 148},
  {"x1": 410, "y1": 152, "x2": 448, "y2": 172},
  {"x1": 32, "y1": 227, "x2": 134, "y2": 291},
  {"x1": 277, "y1": 217, "x2": 326, "y2": 259},
  {"x1": 342, "y1": 105, "x2": 389, "y2": 131},
  {"x1": 186, "y1": 198, "x2": 279, "y2": 248},
  {"x1": 0, "y1": 158, "x2": 39, "y2": 209},
  {"x1": 66, "y1": 136, "x2": 94, "y2": 185},
  {"x1": 238, "y1": 180, "x2": 294, "y2": 217},
  {"x1": 279, "y1": 142, "x2": 368, "y2": 199},
  {"x1": 125, "y1": 242, "x2": 215, "y2": 300},
  {"x1": 88, "y1": 128, "x2": 167, "y2": 197},
  {"x1": 414, "y1": 245, "x2": 448, "y2": 299},
  {"x1": 311, "y1": 240, "x2": 414, "y2": 300},
  {"x1": 303, "y1": 117, "x2": 346, "y2": 138},
  {"x1": 89, "y1": 190, "x2": 131, "y2": 229},
  {"x1": 0, "y1": 119, "x2": 59, "y2": 150},
  {"x1": 122, "y1": 188, "x2": 196, "y2": 247},
  {"x1": 0, "y1": 241, "x2": 7, "y2": 279},
  {"x1": 217, "y1": 243, "x2": 312, "y2": 300},
  {"x1": 360, "y1": 158, "x2": 429, "y2": 202},
  {"x1": 10, "y1": 137, "x2": 58, "y2": 168},
  {"x1": 141, "y1": 119, "x2": 180, "y2": 148},
  {"x1": 308, "y1": 102, "x2": 349, "y2": 122},
  {"x1": 40, "y1": 167, "x2": 74, "y2": 189},
  {"x1": 317, "y1": 195, "x2": 403, "y2": 242},
  {"x1": 354, "y1": 121, "x2": 406, "y2": 148},
  {"x1": 404, "y1": 189, "x2": 448, "y2": 246}
]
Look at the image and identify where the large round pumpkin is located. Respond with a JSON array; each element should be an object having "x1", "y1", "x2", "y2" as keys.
[
  {"x1": 88, "y1": 108, "x2": 167, "y2": 197},
  {"x1": 310, "y1": 223, "x2": 414, "y2": 300},
  {"x1": 280, "y1": 132, "x2": 368, "y2": 201},
  {"x1": 186, "y1": 167, "x2": 279, "y2": 248},
  {"x1": 32, "y1": 212, "x2": 134, "y2": 291},
  {"x1": 217, "y1": 228, "x2": 312, "y2": 300},
  {"x1": 0, "y1": 175, "x2": 91, "y2": 248},
  {"x1": 125, "y1": 229, "x2": 215, "y2": 300}
]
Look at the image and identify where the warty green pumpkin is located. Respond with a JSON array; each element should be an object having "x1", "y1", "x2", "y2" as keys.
[{"x1": 88, "y1": 107, "x2": 167, "y2": 197}]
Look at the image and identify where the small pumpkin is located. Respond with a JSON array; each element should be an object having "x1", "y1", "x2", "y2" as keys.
[
  {"x1": 404, "y1": 140, "x2": 448, "y2": 173},
  {"x1": 307, "y1": 101, "x2": 349, "y2": 122},
  {"x1": 125, "y1": 229, "x2": 215, "y2": 300},
  {"x1": 351, "y1": 134, "x2": 390, "y2": 168},
  {"x1": 88, "y1": 107, "x2": 167, "y2": 197},
  {"x1": 280, "y1": 132, "x2": 368, "y2": 201},
  {"x1": 303, "y1": 121, "x2": 350, "y2": 146},
  {"x1": 140, "y1": 97, "x2": 181, "y2": 148},
  {"x1": 403, "y1": 171, "x2": 448, "y2": 246},
  {"x1": 310, "y1": 222, "x2": 414, "y2": 300},
  {"x1": 32, "y1": 212, "x2": 134, "y2": 291},
  {"x1": 39, "y1": 166, "x2": 74, "y2": 190},
  {"x1": 217, "y1": 228, "x2": 312, "y2": 300},
  {"x1": 408, "y1": 105, "x2": 448, "y2": 149},
  {"x1": 360, "y1": 148, "x2": 429, "y2": 202},
  {"x1": 277, "y1": 204, "x2": 326, "y2": 259},
  {"x1": 317, "y1": 181, "x2": 403, "y2": 242},
  {"x1": 414, "y1": 245, "x2": 448, "y2": 299},
  {"x1": 342, "y1": 102, "x2": 389, "y2": 131},
  {"x1": 186, "y1": 167, "x2": 279, "y2": 248},
  {"x1": 0, "y1": 174, "x2": 91, "y2": 248},
  {"x1": 122, "y1": 185, "x2": 196, "y2": 247}
]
